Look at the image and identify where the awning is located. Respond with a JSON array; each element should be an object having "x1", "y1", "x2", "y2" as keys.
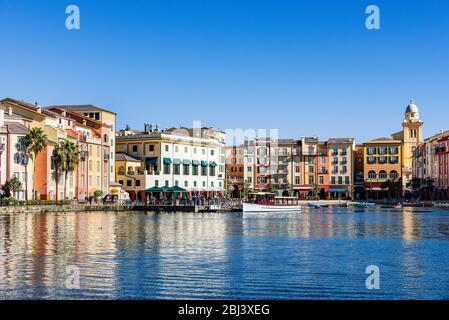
[
  {"x1": 168, "y1": 186, "x2": 187, "y2": 192},
  {"x1": 201, "y1": 160, "x2": 208, "y2": 167},
  {"x1": 329, "y1": 188, "x2": 348, "y2": 192},
  {"x1": 163, "y1": 158, "x2": 172, "y2": 164},
  {"x1": 173, "y1": 158, "x2": 181, "y2": 165},
  {"x1": 146, "y1": 186, "x2": 162, "y2": 192},
  {"x1": 145, "y1": 158, "x2": 158, "y2": 165},
  {"x1": 182, "y1": 159, "x2": 191, "y2": 165},
  {"x1": 209, "y1": 161, "x2": 217, "y2": 167},
  {"x1": 192, "y1": 160, "x2": 200, "y2": 166}
]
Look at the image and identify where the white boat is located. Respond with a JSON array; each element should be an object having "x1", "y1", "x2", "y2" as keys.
[
  {"x1": 243, "y1": 202, "x2": 302, "y2": 212},
  {"x1": 243, "y1": 193, "x2": 302, "y2": 213}
]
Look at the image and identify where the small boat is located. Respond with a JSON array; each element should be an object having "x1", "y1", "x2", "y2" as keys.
[
  {"x1": 307, "y1": 203, "x2": 329, "y2": 208},
  {"x1": 243, "y1": 193, "x2": 302, "y2": 213},
  {"x1": 351, "y1": 202, "x2": 374, "y2": 208}
]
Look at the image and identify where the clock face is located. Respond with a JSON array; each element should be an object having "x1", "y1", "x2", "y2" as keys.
[{"x1": 411, "y1": 114, "x2": 415, "y2": 117}]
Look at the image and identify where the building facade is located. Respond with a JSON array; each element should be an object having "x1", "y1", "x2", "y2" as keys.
[
  {"x1": 328, "y1": 138, "x2": 355, "y2": 199},
  {"x1": 116, "y1": 124, "x2": 226, "y2": 200}
]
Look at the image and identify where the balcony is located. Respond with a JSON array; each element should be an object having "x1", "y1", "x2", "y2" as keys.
[
  {"x1": 340, "y1": 161, "x2": 347, "y2": 165},
  {"x1": 104, "y1": 154, "x2": 110, "y2": 161}
]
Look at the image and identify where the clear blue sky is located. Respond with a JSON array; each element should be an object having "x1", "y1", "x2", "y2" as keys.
[{"x1": 0, "y1": 0, "x2": 448, "y2": 143}]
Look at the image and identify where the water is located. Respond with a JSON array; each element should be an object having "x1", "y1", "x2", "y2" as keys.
[{"x1": 0, "y1": 208, "x2": 449, "y2": 300}]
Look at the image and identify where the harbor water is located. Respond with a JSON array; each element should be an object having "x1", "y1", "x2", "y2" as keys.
[{"x1": 0, "y1": 207, "x2": 448, "y2": 299}]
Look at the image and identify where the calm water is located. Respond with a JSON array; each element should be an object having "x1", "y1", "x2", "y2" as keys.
[{"x1": 0, "y1": 208, "x2": 449, "y2": 300}]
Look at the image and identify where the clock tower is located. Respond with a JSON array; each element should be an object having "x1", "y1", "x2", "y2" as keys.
[{"x1": 402, "y1": 99, "x2": 423, "y2": 189}]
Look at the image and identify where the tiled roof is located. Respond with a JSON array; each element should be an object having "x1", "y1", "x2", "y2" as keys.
[
  {"x1": 115, "y1": 153, "x2": 141, "y2": 162},
  {"x1": 5, "y1": 121, "x2": 29, "y2": 134},
  {"x1": 328, "y1": 138, "x2": 355, "y2": 144},
  {"x1": 49, "y1": 104, "x2": 117, "y2": 115}
]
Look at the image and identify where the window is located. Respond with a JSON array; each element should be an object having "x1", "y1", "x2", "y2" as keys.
[
  {"x1": 183, "y1": 164, "x2": 189, "y2": 175},
  {"x1": 163, "y1": 164, "x2": 171, "y2": 174},
  {"x1": 295, "y1": 176, "x2": 300, "y2": 184},
  {"x1": 194, "y1": 148, "x2": 197, "y2": 154},
  {"x1": 165, "y1": 145, "x2": 169, "y2": 152},
  {"x1": 338, "y1": 176, "x2": 342, "y2": 185},
  {"x1": 192, "y1": 166, "x2": 199, "y2": 175},
  {"x1": 342, "y1": 166, "x2": 347, "y2": 173},
  {"x1": 165, "y1": 180, "x2": 169, "y2": 187},
  {"x1": 379, "y1": 156, "x2": 388, "y2": 164},
  {"x1": 390, "y1": 156, "x2": 399, "y2": 164},
  {"x1": 135, "y1": 180, "x2": 141, "y2": 187},
  {"x1": 367, "y1": 147, "x2": 377, "y2": 155},
  {"x1": 127, "y1": 180, "x2": 132, "y2": 187},
  {"x1": 308, "y1": 165, "x2": 314, "y2": 173},
  {"x1": 201, "y1": 166, "x2": 207, "y2": 176},
  {"x1": 308, "y1": 176, "x2": 314, "y2": 185},
  {"x1": 368, "y1": 171, "x2": 377, "y2": 179},
  {"x1": 389, "y1": 147, "x2": 399, "y2": 155},
  {"x1": 367, "y1": 157, "x2": 376, "y2": 164},
  {"x1": 175, "y1": 146, "x2": 179, "y2": 152},
  {"x1": 184, "y1": 181, "x2": 188, "y2": 187},
  {"x1": 209, "y1": 166, "x2": 216, "y2": 176},
  {"x1": 211, "y1": 150, "x2": 214, "y2": 156},
  {"x1": 379, "y1": 171, "x2": 387, "y2": 180},
  {"x1": 331, "y1": 176, "x2": 336, "y2": 185},
  {"x1": 345, "y1": 176, "x2": 350, "y2": 185},
  {"x1": 132, "y1": 145, "x2": 138, "y2": 152},
  {"x1": 184, "y1": 147, "x2": 188, "y2": 153},
  {"x1": 390, "y1": 170, "x2": 399, "y2": 180},
  {"x1": 202, "y1": 149, "x2": 206, "y2": 155},
  {"x1": 155, "y1": 180, "x2": 159, "y2": 187},
  {"x1": 378, "y1": 147, "x2": 388, "y2": 155},
  {"x1": 321, "y1": 157, "x2": 326, "y2": 164},
  {"x1": 174, "y1": 164, "x2": 180, "y2": 175},
  {"x1": 149, "y1": 144, "x2": 154, "y2": 152},
  {"x1": 319, "y1": 176, "x2": 324, "y2": 185}
]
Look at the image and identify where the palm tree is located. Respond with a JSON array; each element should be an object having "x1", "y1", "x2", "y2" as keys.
[
  {"x1": 1, "y1": 176, "x2": 22, "y2": 198},
  {"x1": 16, "y1": 137, "x2": 31, "y2": 200},
  {"x1": 51, "y1": 145, "x2": 65, "y2": 204},
  {"x1": 22, "y1": 128, "x2": 48, "y2": 200},
  {"x1": 59, "y1": 140, "x2": 80, "y2": 200}
]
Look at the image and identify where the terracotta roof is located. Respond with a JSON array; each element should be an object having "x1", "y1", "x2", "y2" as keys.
[
  {"x1": 49, "y1": 104, "x2": 117, "y2": 115},
  {"x1": 328, "y1": 138, "x2": 355, "y2": 144},
  {"x1": 115, "y1": 153, "x2": 141, "y2": 162},
  {"x1": 5, "y1": 121, "x2": 29, "y2": 134}
]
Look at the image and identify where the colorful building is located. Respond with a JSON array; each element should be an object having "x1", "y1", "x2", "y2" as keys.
[
  {"x1": 225, "y1": 145, "x2": 245, "y2": 197},
  {"x1": 327, "y1": 138, "x2": 355, "y2": 199},
  {"x1": 116, "y1": 124, "x2": 226, "y2": 200},
  {"x1": 363, "y1": 137, "x2": 402, "y2": 199}
]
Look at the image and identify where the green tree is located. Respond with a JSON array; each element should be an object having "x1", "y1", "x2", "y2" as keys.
[
  {"x1": 16, "y1": 137, "x2": 31, "y2": 200},
  {"x1": 242, "y1": 180, "x2": 252, "y2": 199},
  {"x1": 267, "y1": 182, "x2": 277, "y2": 194},
  {"x1": 51, "y1": 145, "x2": 65, "y2": 204},
  {"x1": 406, "y1": 177, "x2": 422, "y2": 199},
  {"x1": 1, "y1": 176, "x2": 22, "y2": 198},
  {"x1": 59, "y1": 140, "x2": 80, "y2": 200},
  {"x1": 22, "y1": 128, "x2": 48, "y2": 200}
]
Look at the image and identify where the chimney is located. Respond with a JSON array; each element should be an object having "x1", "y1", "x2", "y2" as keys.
[
  {"x1": 35, "y1": 102, "x2": 42, "y2": 113},
  {"x1": 155, "y1": 124, "x2": 160, "y2": 132},
  {"x1": 8, "y1": 106, "x2": 12, "y2": 116}
]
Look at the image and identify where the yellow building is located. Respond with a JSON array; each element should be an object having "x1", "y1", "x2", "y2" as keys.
[
  {"x1": 363, "y1": 137, "x2": 402, "y2": 199},
  {"x1": 391, "y1": 99, "x2": 423, "y2": 190}
]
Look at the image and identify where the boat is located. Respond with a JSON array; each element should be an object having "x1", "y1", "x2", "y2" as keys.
[
  {"x1": 351, "y1": 202, "x2": 375, "y2": 208},
  {"x1": 307, "y1": 203, "x2": 329, "y2": 208},
  {"x1": 243, "y1": 193, "x2": 302, "y2": 213}
]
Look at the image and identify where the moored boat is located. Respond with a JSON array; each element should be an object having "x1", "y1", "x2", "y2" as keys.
[{"x1": 243, "y1": 193, "x2": 302, "y2": 213}]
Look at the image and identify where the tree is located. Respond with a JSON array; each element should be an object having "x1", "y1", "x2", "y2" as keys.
[
  {"x1": 51, "y1": 145, "x2": 65, "y2": 204},
  {"x1": 267, "y1": 182, "x2": 277, "y2": 194},
  {"x1": 424, "y1": 177, "x2": 435, "y2": 201},
  {"x1": 16, "y1": 137, "x2": 31, "y2": 200},
  {"x1": 242, "y1": 180, "x2": 252, "y2": 199},
  {"x1": 1, "y1": 176, "x2": 22, "y2": 198},
  {"x1": 59, "y1": 140, "x2": 80, "y2": 200},
  {"x1": 22, "y1": 128, "x2": 48, "y2": 200},
  {"x1": 407, "y1": 177, "x2": 423, "y2": 199},
  {"x1": 311, "y1": 183, "x2": 320, "y2": 200}
]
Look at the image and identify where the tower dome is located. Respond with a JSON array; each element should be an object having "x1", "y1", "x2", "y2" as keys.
[{"x1": 406, "y1": 99, "x2": 419, "y2": 114}]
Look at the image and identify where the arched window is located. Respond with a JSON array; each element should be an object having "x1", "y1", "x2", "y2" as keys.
[
  {"x1": 389, "y1": 170, "x2": 399, "y2": 180},
  {"x1": 368, "y1": 171, "x2": 377, "y2": 180},
  {"x1": 379, "y1": 170, "x2": 387, "y2": 180}
]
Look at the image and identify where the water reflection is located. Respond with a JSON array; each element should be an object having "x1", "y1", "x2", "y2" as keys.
[{"x1": 0, "y1": 208, "x2": 448, "y2": 299}]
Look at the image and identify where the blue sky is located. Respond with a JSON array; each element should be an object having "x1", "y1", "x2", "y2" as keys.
[{"x1": 0, "y1": 0, "x2": 448, "y2": 143}]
